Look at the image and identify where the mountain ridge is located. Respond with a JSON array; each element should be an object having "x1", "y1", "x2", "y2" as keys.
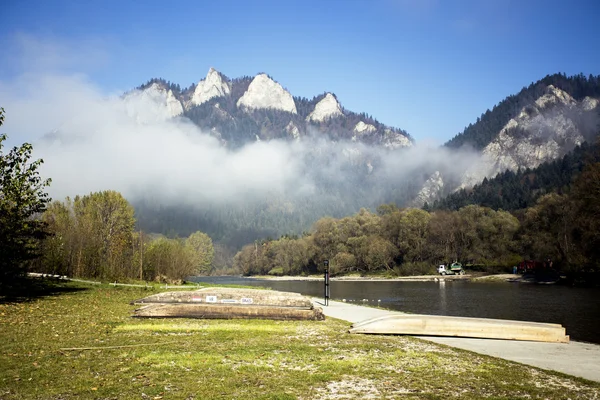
[
  {"x1": 445, "y1": 73, "x2": 600, "y2": 150},
  {"x1": 431, "y1": 140, "x2": 600, "y2": 212},
  {"x1": 408, "y1": 73, "x2": 600, "y2": 206},
  {"x1": 72, "y1": 70, "x2": 600, "y2": 247},
  {"x1": 133, "y1": 68, "x2": 413, "y2": 149}
]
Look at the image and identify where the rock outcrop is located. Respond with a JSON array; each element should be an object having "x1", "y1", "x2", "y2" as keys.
[
  {"x1": 190, "y1": 67, "x2": 231, "y2": 107},
  {"x1": 382, "y1": 128, "x2": 412, "y2": 149},
  {"x1": 285, "y1": 121, "x2": 301, "y2": 141},
  {"x1": 461, "y1": 85, "x2": 598, "y2": 188},
  {"x1": 413, "y1": 171, "x2": 444, "y2": 207},
  {"x1": 124, "y1": 82, "x2": 183, "y2": 122},
  {"x1": 166, "y1": 90, "x2": 184, "y2": 117},
  {"x1": 119, "y1": 69, "x2": 413, "y2": 151},
  {"x1": 307, "y1": 93, "x2": 343, "y2": 122},
  {"x1": 237, "y1": 74, "x2": 297, "y2": 114},
  {"x1": 351, "y1": 121, "x2": 376, "y2": 142}
]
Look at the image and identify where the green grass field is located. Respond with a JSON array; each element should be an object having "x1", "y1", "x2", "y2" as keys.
[{"x1": 1, "y1": 281, "x2": 598, "y2": 399}]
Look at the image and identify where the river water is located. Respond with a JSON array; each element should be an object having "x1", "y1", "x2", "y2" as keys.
[{"x1": 190, "y1": 276, "x2": 600, "y2": 344}]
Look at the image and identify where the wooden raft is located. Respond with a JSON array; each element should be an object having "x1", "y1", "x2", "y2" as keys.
[
  {"x1": 132, "y1": 287, "x2": 311, "y2": 308},
  {"x1": 349, "y1": 314, "x2": 569, "y2": 343},
  {"x1": 132, "y1": 288, "x2": 324, "y2": 321}
]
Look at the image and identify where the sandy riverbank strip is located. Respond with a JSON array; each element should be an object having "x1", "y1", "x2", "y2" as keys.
[{"x1": 246, "y1": 274, "x2": 522, "y2": 282}]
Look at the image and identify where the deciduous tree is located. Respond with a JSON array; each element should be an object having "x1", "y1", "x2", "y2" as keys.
[
  {"x1": 0, "y1": 108, "x2": 51, "y2": 293},
  {"x1": 185, "y1": 231, "x2": 214, "y2": 275}
]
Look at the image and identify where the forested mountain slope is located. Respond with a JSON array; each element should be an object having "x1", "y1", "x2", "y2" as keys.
[
  {"x1": 412, "y1": 73, "x2": 600, "y2": 206},
  {"x1": 445, "y1": 73, "x2": 600, "y2": 150},
  {"x1": 431, "y1": 140, "x2": 600, "y2": 211}
]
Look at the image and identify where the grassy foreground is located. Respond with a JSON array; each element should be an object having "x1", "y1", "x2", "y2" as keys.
[{"x1": 1, "y1": 282, "x2": 599, "y2": 399}]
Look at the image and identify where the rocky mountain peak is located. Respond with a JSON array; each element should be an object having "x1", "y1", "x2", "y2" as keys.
[
  {"x1": 460, "y1": 86, "x2": 597, "y2": 188},
  {"x1": 166, "y1": 89, "x2": 184, "y2": 117},
  {"x1": 125, "y1": 82, "x2": 183, "y2": 120},
  {"x1": 307, "y1": 93, "x2": 343, "y2": 122},
  {"x1": 535, "y1": 85, "x2": 576, "y2": 109},
  {"x1": 190, "y1": 67, "x2": 231, "y2": 107},
  {"x1": 236, "y1": 74, "x2": 297, "y2": 114},
  {"x1": 126, "y1": 69, "x2": 412, "y2": 149}
]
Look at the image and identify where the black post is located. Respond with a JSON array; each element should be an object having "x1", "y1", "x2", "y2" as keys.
[{"x1": 324, "y1": 260, "x2": 329, "y2": 306}]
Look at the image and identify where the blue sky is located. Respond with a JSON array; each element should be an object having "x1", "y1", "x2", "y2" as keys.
[{"x1": 1, "y1": 0, "x2": 600, "y2": 143}]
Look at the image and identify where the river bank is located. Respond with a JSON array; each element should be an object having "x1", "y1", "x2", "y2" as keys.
[
  {"x1": 193, "y1": 275, "x2": 600, "y2": 344},
  {"x1": 249, "y1": 273, "x2": 521, "y2": 282},
  {"x1": 1, "y1": 281, "x2": 598, "y2": 399}
]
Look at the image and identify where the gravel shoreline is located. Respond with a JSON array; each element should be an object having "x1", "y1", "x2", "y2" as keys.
[{"x1": 247, "y1": 274, "x2": 521, "y2": 282}]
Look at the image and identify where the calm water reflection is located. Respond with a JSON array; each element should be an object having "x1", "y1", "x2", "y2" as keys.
[{"x1": 190, "y1": 276, "x2": 600, "y2": 344}]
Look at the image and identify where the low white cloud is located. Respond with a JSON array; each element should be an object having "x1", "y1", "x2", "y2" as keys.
[
  {"x1": 0, "y1": 36, "x2": 480, "y2": 220},
  {"x1": 29, "y1": 85, "x2": 309, "y2": 204}
]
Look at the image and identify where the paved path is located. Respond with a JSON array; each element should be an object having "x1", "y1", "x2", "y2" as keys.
[{"x1": 313, "y1": 298, "x2": 600, "y2": 383}]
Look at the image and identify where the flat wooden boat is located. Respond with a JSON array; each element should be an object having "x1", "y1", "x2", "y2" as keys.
[
  {"x1": 131, "y1": 287, "x2": 312, "y2": 308},
  {"x1": 349, "y1": 314, "x2": 569, "y2": 343},
  {"x1": 134, "y1": 303, "x2": 324, "y2": 320},
  {"x1": 132, "y1": 288, "x2": 324, "y2": 321}
]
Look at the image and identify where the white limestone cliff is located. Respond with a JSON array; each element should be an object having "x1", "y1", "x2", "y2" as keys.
[
  {"x1": 123, "y1": 82, "x2": 183, "y2": 122},
  {"x1": 382, "y1": 128, "x2": 412, "y2": 149},
  {"x1": 461, "y1": 86, "x2": 596, "y2": 188},
  {"x1": 582, "y1": 96, "x2": 599, "y2": 111},
  {"x1": 166, "y1": 89, "x2": 184, "y2": 117},
  {"x1": 354, "y1": 121, "x2": 377, "y2": 134},
  {"x1": 307, "y1": 93, "x2": 343, "y2": 122},
  {"x1": 285, "y1": 121, "x2": 301, "y2": 141},
  {"x1": 190, "y1": 67, "x2": 231, "y2": 107},
  {"x1": 534, "y1": 85, "x2": 576, "y2": 109},
  {"x1": 414, "y1": 171, "x2": 444, "y2": 207},
  {"x1": 237, "y1": 74, "x2": 297, "y2": 114},
  {"x1": 351, "y1": 121, "x2": 376, "y2": 142}
]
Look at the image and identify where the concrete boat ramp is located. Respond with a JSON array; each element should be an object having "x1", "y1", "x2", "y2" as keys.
[
  {"x1": 350, "y1": 314, "x2": 569, "y2": 342},
  {"x1": 312, "y1": 298, "x2": 600, "y2": 383}
]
